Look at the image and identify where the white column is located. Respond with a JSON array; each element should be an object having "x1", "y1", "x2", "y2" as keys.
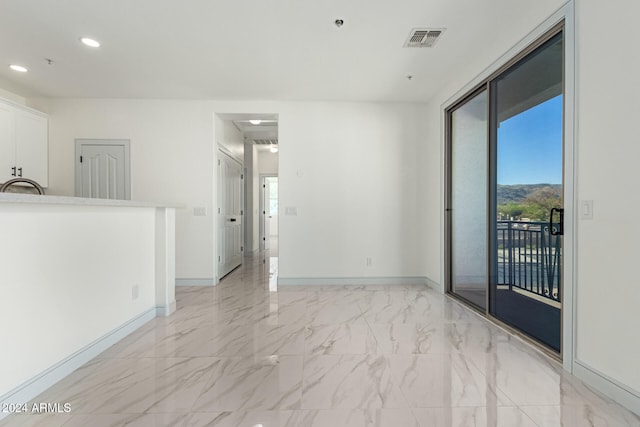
[{"x1": 155, "y1": 207, "x2": 176, "y2": 316}]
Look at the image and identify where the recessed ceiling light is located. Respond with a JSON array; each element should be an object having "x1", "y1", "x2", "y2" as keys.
[
  {"x1": 9, "y1": 64, "x2": 28, "y2": 72},
  {"x1": 249, "y1": 119, "x2": 262, "y2": 125},
  {"x1": 80, "y1": 37, "x2": 101, "y2": 48}
]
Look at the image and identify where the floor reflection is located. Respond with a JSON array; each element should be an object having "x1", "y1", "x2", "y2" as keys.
[{"x1": 269, "y1": 255, "x2": 278, "y2": 292}]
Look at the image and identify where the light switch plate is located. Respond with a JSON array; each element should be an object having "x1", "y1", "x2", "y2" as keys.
[
  {"x1": 194, "y1": 207, "x2": 207, "y2": 216},
  {"x1": 581, "y1": 200, "x2": 593, "y2": 220},
  {"x1": 285, "y1": 206, "x2": 298, "y2": 216}
]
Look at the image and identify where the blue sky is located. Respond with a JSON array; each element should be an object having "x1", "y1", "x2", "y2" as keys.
[{"x1": 497, "y1": 95, "x2": 563, "y2": 185}]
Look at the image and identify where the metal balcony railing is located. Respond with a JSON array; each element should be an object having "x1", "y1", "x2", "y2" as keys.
[{"x1": 496, "y1": 220, "x2": 561, "y2": 302}]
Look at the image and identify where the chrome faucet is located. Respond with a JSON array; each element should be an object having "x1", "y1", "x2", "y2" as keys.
[{"x1": 0, "y1": 178, "x2": 45, "y2": 195}]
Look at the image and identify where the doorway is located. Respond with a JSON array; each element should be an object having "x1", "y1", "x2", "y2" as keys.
[
  {"x1": 446, "y1": 25, "x2": 565, "y2": 353},
  {"x1": 260, "y1": 176, "x2": 278, "y2": 256},
  {"x1": 218, "y1": 149, "x2": 244, "y2": 279},
  {"x1": 75, "y1": 139, "x2": 130, "y2": 200}
]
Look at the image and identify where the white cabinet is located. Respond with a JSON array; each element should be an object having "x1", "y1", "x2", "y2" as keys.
[
  {"x1": 0, "y1": 100, "x2": 48, "y2": 186},
  {"x1": 0, "y1": 103, "x2": 15, "y2": 182}
]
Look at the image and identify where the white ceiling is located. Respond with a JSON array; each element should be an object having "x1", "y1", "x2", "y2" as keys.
[{"x1": 0, "y1": 0, "x2": 564, "y2": 103}]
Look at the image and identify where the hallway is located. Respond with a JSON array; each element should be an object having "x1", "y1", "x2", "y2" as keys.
[{"x1": 1, "y1": 256, "x2": 638, "y2": 426}]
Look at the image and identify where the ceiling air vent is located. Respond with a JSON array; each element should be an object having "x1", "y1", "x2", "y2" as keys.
[
  {"x1": 404, "y1": 28, "x2": 445, "y2": 48},
  {"x1": 253, "y1": 139, "x2": 278, "y2": 145}
]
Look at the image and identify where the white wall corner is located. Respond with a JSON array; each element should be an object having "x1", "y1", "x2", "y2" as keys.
[
  {"x1": 573, "y1": 361, "x2": 640, "y2": 418},
  {"x1": 156, "y1": 301, "x2": 177, "y2": 317},
  {"x1": 424, "y1": 276, "x2": 443, "y2": 293}
]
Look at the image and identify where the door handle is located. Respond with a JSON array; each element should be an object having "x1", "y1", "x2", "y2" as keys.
[
  {"x1": 11, "y1": 166, "x2": 16, "y2": 176},
  {"x1": 549, "y1": 207, "x2": 564, "y2": 236},
  {"x1": 229, "y1": 218, "x2": 237, "y2": 222},
  {"x1": 17, "y1": 167, "x2": 22, "y2": 177}
]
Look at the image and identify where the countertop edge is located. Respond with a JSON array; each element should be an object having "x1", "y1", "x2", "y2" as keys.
[{"x1": 0, "y1": 193, "x2": 184, "y2": 209}]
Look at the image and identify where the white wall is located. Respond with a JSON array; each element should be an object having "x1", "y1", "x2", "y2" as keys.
[
  {"x1": 28, "y1": 98, "x2": 214, "y2": 280},
  {"x1": 277, "y1": 102, "x2": 426, "y2": 281},
  {"x1": 0, "y1": 203, "x2": 156, "y2": 396},
  {"x1": 251, "y1": 146, "x2": 260, "y2": 253},
  {"x1": 28, "y1": 98, "x2": 427, "y2": 284},
  {"x1": 258, "y1": 150, "x2": 278, "y2": 175},
  {"x1": 573, "y1": 0, "x2": 640, "y2": 402},
  {"x1": 244, "y1": 141, "x2": 260, "y2": 253},
  {"x1": 418, "y1": 93, "x2": 441, "y2": 287}
]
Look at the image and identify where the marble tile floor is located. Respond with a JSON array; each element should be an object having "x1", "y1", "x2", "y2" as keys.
[{"x1": 2, "y1": 256, "x2": 639, "y2": 427}]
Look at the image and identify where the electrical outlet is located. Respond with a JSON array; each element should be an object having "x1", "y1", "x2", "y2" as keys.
[
  {"x1": 193, "y1": 207, "x2": 207, "y2": 216},
  {"x1": 132, "y1": 285, "x2": 139, "y2": 300}
]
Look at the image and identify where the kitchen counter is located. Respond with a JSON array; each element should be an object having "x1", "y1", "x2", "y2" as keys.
[
  {"x1": 0, "y1": 192, "x2": 183, "y2": 209},
  {"x1": 0, "y1": 195, "x2": 177, "y2": 407}
]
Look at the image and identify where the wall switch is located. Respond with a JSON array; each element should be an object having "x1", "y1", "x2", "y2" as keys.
[
  {"x1": 581, "y1": 200, "x2": 594, "y2": 220},
  {"x1": 285, "y1": 206, "x2": 298, "y2": 216},
  {"x1": 366, "y1": 257, "x2": 373, "y2": 267},
  {"x1": 132, "y1": 285, "x2": 139, "y2": 300},
  {"x1": 193, "y1": 207, "x2": 207, "y2": 216}
]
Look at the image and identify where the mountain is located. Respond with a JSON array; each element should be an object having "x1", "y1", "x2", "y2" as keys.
[{"x1": 497, "y1": 184, "x2": 562, "y2": 205}]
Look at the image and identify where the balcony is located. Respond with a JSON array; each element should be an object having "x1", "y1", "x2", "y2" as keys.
[
  {"x1": 496, "y1": 220, "x2": 561, "y2": 305},
  {"x1": 493, "y1": 219, "x2": 562, "y2": 351}
]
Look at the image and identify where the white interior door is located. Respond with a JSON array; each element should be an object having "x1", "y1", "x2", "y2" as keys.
[
  {"x1": 266, "y1": 177, "x2": 278, "y2": 255},
  {"x1": 75, "y1": 139, "x2": 130, "y2": 200},
  {"x1": 218, "y1": 150, "x2": 243, "y2": 278},
  {"x1": 263, "y1": 178, "x2": 271, "y2": 251},
  {"x1": 260, "y1": 175, "x2": 276, "y2": 252}
]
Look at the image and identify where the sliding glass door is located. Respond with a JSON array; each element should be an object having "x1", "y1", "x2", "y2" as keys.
[
  {"x1": 448, "y1": 89, "x2": 488, "y2": 310},
  {"x1": 447, "y1": 26, "x2": 564, "y2": 353},
  {"x1": 490, "y1": 31, "x2": 564, "y2": 352}
]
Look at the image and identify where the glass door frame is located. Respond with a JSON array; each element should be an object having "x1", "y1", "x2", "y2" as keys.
[
  {"x1": 445, "y1": 21, "x2": 568, "y2": 358},
  {"x1": 445, "y1": 84, "x2": 491, "y2": 312}
]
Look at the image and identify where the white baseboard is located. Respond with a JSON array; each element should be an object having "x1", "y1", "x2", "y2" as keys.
[
  {"x1": 277, "y1": 276, "x2": 432, "y2": 286},
  {"x1": 424, "y1": 276, "x2": 442, "y2": 292},
  {"x1": 175, "y1": 278, "x2": 215, "y2": 286},
  {"x1": 573, "y1": 360, "x2": 640, "y2": 416},
  {"x1": 156, "y1": 301, "x2": 176, "y2": 317},
  {"x1": 0, "y1": 308, "x2": 156, "y2": 420}
]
